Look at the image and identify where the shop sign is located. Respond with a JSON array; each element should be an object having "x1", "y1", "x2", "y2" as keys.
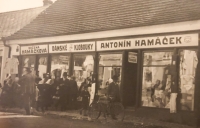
[
  {"x1": 49, "y1": 42, "x2": 95, "y2": 53},
  {"x1": 21, "y1": 45, "x2": 48, "y2": 55},
  {"x1": 128, "y1": 52, "x2": 137, "y2": 63},
  {"x1": 97, "y1": 34, "x2": 198, "y2": 51}
]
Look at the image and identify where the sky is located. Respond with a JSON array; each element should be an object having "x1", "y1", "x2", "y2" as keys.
[{"x1": 0, "y1": 0, "x2": 56, "y2": 13}]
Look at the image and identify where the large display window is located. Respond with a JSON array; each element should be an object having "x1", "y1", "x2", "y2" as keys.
[
  {"x1": 73, "y1": 54, "x2": 95, "y2": 88},
  {"x1": 141, "y1": 51, "x2": 173, "y2": 108},
  {"x1": 51, "y1": 54, "x2": 70, "y2": 79},
  {"x1": 98, "y1": 53, "x2": 122, "y2": 96},
  {"x1": 22, "y1": 55, "x2": 36, "y2": 73},
  {"x1": 179, "y1": 49, "x2": 198, "y2": 111},
  {"x1": 38, "y1": 55, "x2": 48, "y2": 78}
]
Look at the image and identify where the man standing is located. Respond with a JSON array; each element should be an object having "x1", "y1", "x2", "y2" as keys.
[
  {"x1": 69, "y1": 76, "x2": 78, "y2": 110},
  {"x1": 107, "y1": 75, "x2": 120, "y2": 120},
  {"x1": 59, "y1": 72, "x2": 70, "y2": 111},
  {"x1": 107, "y1": 75, "x2": 120, "y2": 103},
  {"x1": 19, "y1": 67, "x2": 35, "y2": 115}
]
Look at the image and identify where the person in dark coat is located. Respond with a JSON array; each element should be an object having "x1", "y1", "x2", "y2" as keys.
[
  {"x1": 35, "y1": 71, "x2": 42, "y2": 111},
  {"x1": 79, "y1": 77, "x2": 91, "y2": 96},
  {"x1": 12, "y1": 77, "x2": 23, "y2": 108},
  {"x1": 107, "y1": 75, "x2": 120, "y2": 102},
  {"x1": 37, "y1": 73, "x2": 53, "y2": 111},
  {"x1": 59, "y1": 72, "x2": 70, "y2": 111},
  {"x1": 80, "y1": 85, "x2": 90, "y2": 116},
  {"x1": 19, "y1": 67, "x2": 35, "y2": 115},
  {"x1": 43, "y1": 73, "x2": 53, "y2": 110},
  {"x1": 107, "y1": 75, "x2": 120, "y2": 120},
  {"x1": 52, "y1": 85, "x2": 61, "y2": 110},
  {"x1": 36, "y1": 84, "x2": 46, "y2": 112},
  {"x1": 69, "y1": 76, "x2": 78, "y2": 110},
  {"x1": 195, "y1": 102, "x2": 200, "y2": 128},
  {"x1": 0, "y1": 76, "x2": 13, "y2": 108}
]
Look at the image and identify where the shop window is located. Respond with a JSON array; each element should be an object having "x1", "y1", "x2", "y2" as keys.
[
  {"x1": 179, "y1": 49, "x2": 198, "y2": 111},
  {"x1": 98, "y1": 53, "x2": 122, "y2": 96},
  {"x1": 38, "y1": 56, "x2": 48, "y2": 78},
  {"x1": 141, "y1": 51, "x2": 173, "y2": 108},
  {"x1": 51, "y1": 54, "x2": 70, "y2": 79},
  {"x1": 73, "y1": 54, "x2": 94, "y2": 88},
  {"x1": 22, "y1": 56, "x2": 36, "y2": 73}
]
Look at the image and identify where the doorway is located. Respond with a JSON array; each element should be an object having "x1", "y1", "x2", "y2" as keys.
[{"x1": 123, "y1": 51, "x2": 138, "y2": 107}]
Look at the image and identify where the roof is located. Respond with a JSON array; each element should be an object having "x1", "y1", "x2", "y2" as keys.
[
  {"x1": 7, "y1": 0, "x2": 200, "y2": 40},
  {"x1": 0, "y1": 5, "x2": 49, "y2": 38}
]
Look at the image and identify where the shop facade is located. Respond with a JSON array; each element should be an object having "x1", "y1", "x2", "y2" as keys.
[
  {"x1": 19, "y1": 42, "x2": 96, "y2": 88},
  {"x1": 15, "y1": 31, "x2": 199, "y2": 113}
]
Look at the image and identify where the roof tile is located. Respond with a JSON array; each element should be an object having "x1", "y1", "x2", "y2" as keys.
[
  {"x1": 0, "y1": 6, "x2": 49, "y2": 38},
  {"x1": 7, "y1": 0, "x2": 200, "y2": 40}
]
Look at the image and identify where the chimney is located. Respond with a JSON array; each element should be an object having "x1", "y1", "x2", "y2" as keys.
[{"x1": 43, "y1": 0, "x2": 53, "y2": 6}]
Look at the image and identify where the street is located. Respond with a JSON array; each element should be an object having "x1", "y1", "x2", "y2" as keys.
[
  {"x1": 0, "y1": 112, "x2": 193, "y2": 128},
  {"x1": 0, "y1": 112, "x2": 138, "y2": 128}
]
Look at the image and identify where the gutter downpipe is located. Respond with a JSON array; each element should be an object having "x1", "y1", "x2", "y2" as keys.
[{"x1": 1, "y1": 37, "x2": 11, "y2": 58}]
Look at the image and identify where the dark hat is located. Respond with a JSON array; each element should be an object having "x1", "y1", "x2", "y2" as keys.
[
  {"x1": 71, "y1": 75, "x2": 76, "y2": 80},
  {"x1": 63, "y1": 72, "x2": 68, "y2": 76},
  {"x1": 112, "y1": 75, "x2": 118, "y2": 81},
  {"x1": 23, "y1": 67, "x2": 31, "y2": 72},
  {"x1": 86, "y1": 77, "x2": 91, "y2": 81}
]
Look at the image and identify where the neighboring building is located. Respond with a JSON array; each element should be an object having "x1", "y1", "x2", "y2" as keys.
[
  {"x1": 0, "y1": 5, "x2": 50, "y2": 84},
  {"x1": 1, "y1": 0, "x2": 200, "y2": 125}
]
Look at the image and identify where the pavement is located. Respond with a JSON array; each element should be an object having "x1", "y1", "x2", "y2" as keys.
[{"x1": 0, "y1": 107, "x2": 195, "y2": 128}]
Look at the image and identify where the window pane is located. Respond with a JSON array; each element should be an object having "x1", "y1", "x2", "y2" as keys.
[
  {"x1": 143, "y1": 52, "x2": 173, "y2": 66},
  {"x1": 98, "y1": 53, "x2": 122, "y2": 96},
  {"x1": 73, "y1": 54, "x2": 94, "y2": 88},
  {"x1": 99, "y1": 54, "x2": 122, "y2": 66},
  {"x1": 141, "y1": 66, "x2": 171, "y2": 108},
  {"x1": 179, "y1": 50, "x2": 198, "y2": 111},
  {"x1": 51, "y1": 55, "x2": 70, "y2": 79},
  {"x1": 22, "y1": 56, "x2": 35, "y2": 72},
  {"x1": 38, "y1": 56, "x2": 48, "y2": 78},
  {"x1": 98, "y1": 66, "x2": 122, "y2": 90}
]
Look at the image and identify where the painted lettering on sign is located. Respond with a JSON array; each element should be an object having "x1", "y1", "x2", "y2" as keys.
[
  {"x1": 135, "y1": 37, "x2": 182, "y2": 46},
  {"x1": 100, "y1": 40, "x2": 131, "y2": 49},
  {"x1": 97, "y1": 34, "x2": 198, "y2": 51},
  {"x1": 74, "y1": 44, "x2": 93, "y2": 51},
  {"x1": 52, "y1": 45, "x2": 68, "y2": 51},
  {"x1": 21, "y1": 45, "x2": 48, "y2": 55},
  {"x1": 49, "y1": 42, "x2": 95, "y2": 53}
]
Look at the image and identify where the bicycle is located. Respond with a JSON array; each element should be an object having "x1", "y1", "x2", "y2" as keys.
[{"x1": 88, "y1": 95, "x2": 125, "y2": 122}]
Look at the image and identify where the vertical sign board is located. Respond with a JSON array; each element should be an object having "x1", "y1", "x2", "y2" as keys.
[
  {"x1": 20, "y1": 45, "x2": 48, "y2": 55},
  {"x1": 96, "y1": 34, "x2": 198, "y2": 51},
  {"x1": 49, "y1": 42, "x2": 95, "y2": 53},
  {"x1": 128, "y1": 52, "x2": 137, "y2": 63}
]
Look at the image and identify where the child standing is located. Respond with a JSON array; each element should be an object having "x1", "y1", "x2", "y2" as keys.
[{"x1": 80, "y1": 85, "x2": 90, "y2": 116}]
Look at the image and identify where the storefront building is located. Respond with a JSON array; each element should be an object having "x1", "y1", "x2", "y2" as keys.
[
  {"x1": 3, "y1": 0, "x2": 200, "y2": 125},
  {"x1": 15, "y1": 32, "x2": 199, "y2": 113},
  {"x1": 7, "y1": 23, "x2": 200, "y2": 127}
]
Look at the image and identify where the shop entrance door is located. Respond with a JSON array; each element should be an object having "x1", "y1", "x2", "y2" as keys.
[{"x1": 123, "y1": 51, "x2": 138, "y2": 107}]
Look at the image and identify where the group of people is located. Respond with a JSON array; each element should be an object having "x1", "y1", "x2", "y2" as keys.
[
  {"x1": 0, "y1": 67, "x2": 36, "y2": 114},
  {"x1": 35, "y1": 72, "x2": 79, "y2": 112},
  {"x1": 0, "y1": 66, "x2": 121, "y2": 118},
  {"x1": 0, "y1": 67, "x2": 94, "y2": 115}
]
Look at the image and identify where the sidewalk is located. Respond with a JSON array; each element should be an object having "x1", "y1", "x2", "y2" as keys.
[{"x1": 0, "y1": 107, "x2": 194, "y2": 128}]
